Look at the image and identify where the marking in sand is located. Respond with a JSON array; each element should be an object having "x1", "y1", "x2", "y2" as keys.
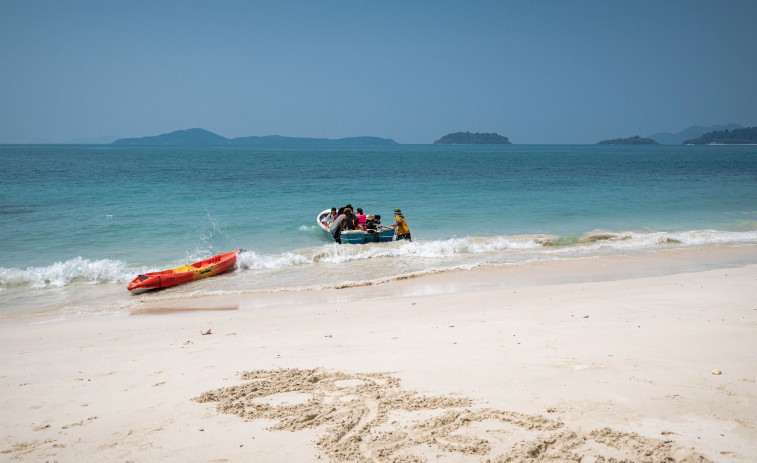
[
  {"x1": 194, "y1": 368, "x2": 713, "y2": 462},
  {"x1": 130, "y1": 306, "x2": 239, "y2": 315}
]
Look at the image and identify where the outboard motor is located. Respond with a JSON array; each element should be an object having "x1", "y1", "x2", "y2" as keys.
[{"x1": 365, "y1": 215, "x2": 381, "y2": 232}]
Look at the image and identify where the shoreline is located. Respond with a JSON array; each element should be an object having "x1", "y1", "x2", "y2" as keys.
[
  {"x1": 1, "y1": 247, "x2": 756, "y2": 461},
  {"x1": 125, "y1": 243, "x2": 757, "y2": 317},
  {"x1": 3, "y1": 235, "x2": 757, "y2": 319}
]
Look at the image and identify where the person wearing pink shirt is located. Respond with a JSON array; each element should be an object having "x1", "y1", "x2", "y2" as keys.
[{"x1": 356, "y1": 208, "x2": 367, "y2": 230}]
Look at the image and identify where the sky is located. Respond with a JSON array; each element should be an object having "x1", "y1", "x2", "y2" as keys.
[{"x1": 1, "y1": 1, "x2": 756, "y2": 144}]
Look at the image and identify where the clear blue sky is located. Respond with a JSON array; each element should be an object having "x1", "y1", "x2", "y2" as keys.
[{"x1": 1, "y1": 1, "x2": 755, "y2": 144}]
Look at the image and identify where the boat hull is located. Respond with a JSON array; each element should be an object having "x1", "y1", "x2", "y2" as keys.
[
  {"x1": 127, "y1": 249, "x2": 240, "y2": 293},
  {"x1": 317, "y1": 209, "x2": 394, "y2": 244},
  {"x1": 339, "y1": 228, "x2": 396, "y2": 244}
]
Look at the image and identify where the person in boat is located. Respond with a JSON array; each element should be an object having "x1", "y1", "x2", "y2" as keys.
[
  {"x1": 346, "y1": 208, "x2": 360, "y2": 230},
  {"x1": 356, "y1": 208, "x2": 367, "y2": 230},
  {"x1": 343, "y1": 204, "x2": 355, "y2": 222},
  {"x1": 389, "y1": 208, "x2": 411, "y2": 241},
  {"x1": 322, "y1": 207, "x2": 337, "y2": 226},
  {"x1": 339, "y1": 204, "x2": 358, "y2": 230},
  {"x1": 329, "y1": 207, "x2": 351, "y2": 243}
]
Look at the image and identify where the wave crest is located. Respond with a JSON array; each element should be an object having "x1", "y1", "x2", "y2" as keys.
[
  {"x1": 0, "y1": 257, "x2": 136, "y2": 289},
  {"x1": 237, "y1": 250, "x2": 312, "y2": 269},
  {"x1": 2, "y1": 229, "x2": 756, "y2": 290}
]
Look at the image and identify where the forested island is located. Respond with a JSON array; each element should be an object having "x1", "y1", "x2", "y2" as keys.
[
  {"x1": 597, "y1": 135, "x2": 658, "y2": 145},
  {"x1": 647, "y1": 124, "x2": 741, "y2": 144},
  {"x1": 683, "y1": 126, "x2": 757, "y2": 144},
  {"x1": 113, "y1": 128, "x2": 398, "y2": 146},
  {"x1": 434, "y1": 132, "x2": 511, "y2": 144}
]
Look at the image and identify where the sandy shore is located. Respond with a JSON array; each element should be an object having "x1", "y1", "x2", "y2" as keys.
[{"x1": 1, "y1": 246, "x2": 756, "y2": 462}]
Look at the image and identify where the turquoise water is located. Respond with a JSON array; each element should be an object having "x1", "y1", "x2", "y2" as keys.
[{"x1": 1, "y1": 144, "x2": 756, "y2": 316}]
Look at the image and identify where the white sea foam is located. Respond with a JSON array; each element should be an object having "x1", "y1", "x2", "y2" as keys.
[
  {"x1": 237, "y1": 250, "x2": 312, "y2": 269},
  {"x1": 311, "y1": 236, "x2": 542, "y2": 264},
  {"x1": 0, "y1": 257, "x2": 140, "y2": 289},
  {"x1": 539, "y1": 230, "x2": 757, "y2": 255},
  {"x1": 1, "y1": 229, "x2": 756, "y2": 292}
]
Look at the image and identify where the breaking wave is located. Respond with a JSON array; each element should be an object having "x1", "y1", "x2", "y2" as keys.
[
  {"x1": 0, "y1": 257, "x2": 139, "y2": 289},
  {"x1": 2, "y1": 229, "x2": 756, "y2": 291}
]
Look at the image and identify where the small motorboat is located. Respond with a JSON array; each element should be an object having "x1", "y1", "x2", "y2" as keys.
[
  {"x1": 127, "y1": 249, "x2": 240, "y2": 293},
  {"x1": 317, "y1": 209, "x2": 395, "y2": 244}
]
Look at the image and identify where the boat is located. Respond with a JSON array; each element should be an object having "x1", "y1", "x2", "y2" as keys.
[
  {"x1": 317, "y1": 209, "x2": 395, "y2": 244},
  {"x1": 127, "y1": 249, "x2": 240, "y2": 293}
]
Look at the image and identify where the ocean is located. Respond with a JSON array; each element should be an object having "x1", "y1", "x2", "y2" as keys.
[{"x1": 1, "y1": 144, "x2": 756, "y2": 317}]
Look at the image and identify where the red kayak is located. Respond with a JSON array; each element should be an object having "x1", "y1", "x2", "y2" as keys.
[{"x1": 128, "y1": 249, "x2": 240, "y2": 293}]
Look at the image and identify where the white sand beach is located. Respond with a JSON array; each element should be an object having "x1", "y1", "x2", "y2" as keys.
[{"x1": 1, "y1": 246, "x2": 756, "y2": 462}]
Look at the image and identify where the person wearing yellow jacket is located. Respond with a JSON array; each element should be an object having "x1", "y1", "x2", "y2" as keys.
[{"x1": 390, "y1": 208, "x2": 412, "y2": 241}]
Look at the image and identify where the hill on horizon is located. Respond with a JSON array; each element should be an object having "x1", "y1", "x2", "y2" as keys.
[
  {"x1": 597, "y1": 135, "x2": 658, "y2": 145},
  {"x1": 434, "y1": 131, "x2": 511, "y2": 144},
  {"x1": 647, "y1": 124, "x2": 742, "y2": 145},
  {"x1": 683, "y1": 126, "x2": 757, "y2": 145},
  {"x1": 113, "y1": 128, "x2": 399, "y2": 146}
]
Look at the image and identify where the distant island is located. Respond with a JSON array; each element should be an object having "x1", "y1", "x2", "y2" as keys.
[
  {"x1": 597, "y1": 135, "x2": 658, "y2": 145},
  {"x1": 434, "y1": 131, "x2": 511, "y2": 144},
  {"x1": 113, "y1": 128, "x2": 398, "y2": 146},
  {"x1": 647, "y1": 124, "x2": 741, "y2": 145},
  {"x1": 683, "y1": 126, "x2": 757, "y2": 145}
]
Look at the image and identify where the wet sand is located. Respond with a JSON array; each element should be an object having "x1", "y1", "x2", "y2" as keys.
[{"x1": 1, "y1": 246, "x2": 756, "y2": 462}]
